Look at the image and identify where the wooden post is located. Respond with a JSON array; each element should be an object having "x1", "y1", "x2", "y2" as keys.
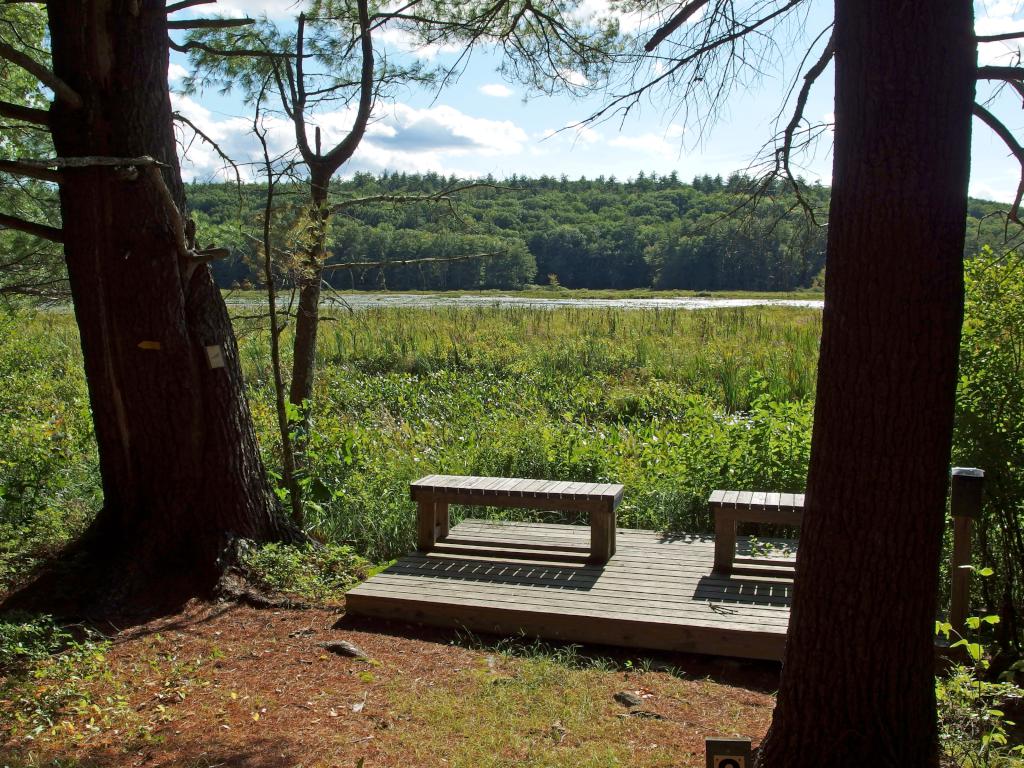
[
  {"x1": 713, "y1": 512, "x2": 737, "y2": 574},
  {"x1": 417, "y1": 499, "x2": 437, "y2": 552},
  {"x1": 589, "y1": 504, "x2": 616, "y2": 564},
  {"x1": 949, "y1": 467, "x2": 984, "y2": 633}
]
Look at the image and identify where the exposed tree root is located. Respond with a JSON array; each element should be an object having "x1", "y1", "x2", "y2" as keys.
[{"x1": 1, "y1": 510, "x2": 308, "y2": 624}]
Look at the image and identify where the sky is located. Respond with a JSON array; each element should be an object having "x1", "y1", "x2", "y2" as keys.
[{"x1": 170, "y1": 0, "x2": 1023, "y2": 202}]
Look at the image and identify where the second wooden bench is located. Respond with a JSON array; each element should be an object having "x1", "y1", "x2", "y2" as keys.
[{"x1": 709, "y1": 489, "x2": 804, "y2": 574}]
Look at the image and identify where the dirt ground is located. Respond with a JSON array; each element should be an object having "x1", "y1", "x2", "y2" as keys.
[{"x1": 1, "y1": 601, "x2": 780, "y2": 768}]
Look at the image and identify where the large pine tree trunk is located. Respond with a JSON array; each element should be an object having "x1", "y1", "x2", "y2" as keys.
[
  {"x1": 757, "y1": 1, "x2": 975, "y2": 765},
  {"x1": 11, "y1": 0, "x2": 299, "y2": 615}
]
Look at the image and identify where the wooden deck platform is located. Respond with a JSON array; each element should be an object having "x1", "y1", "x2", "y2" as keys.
[{"x1": 346, "y1": 519, "x2": 796, "y2": 661}]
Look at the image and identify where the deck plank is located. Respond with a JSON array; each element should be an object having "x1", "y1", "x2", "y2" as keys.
[{"x1": 347, "y1": 519, "x2": 795, "y2": 661}]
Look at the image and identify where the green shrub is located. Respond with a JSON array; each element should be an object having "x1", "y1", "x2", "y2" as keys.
[
  {"x1": 954, "y1": 248, "x2": 1024, "y2": 645},
  {"x1": 240, "y1": 542, "x2": 370, "y2": 601},
  {"x1": 0, "y1": 612, "x2": 73, "y2": 674}
]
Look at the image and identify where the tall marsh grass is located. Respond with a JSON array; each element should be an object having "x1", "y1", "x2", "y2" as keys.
[{"x1": 1, "y1": 305, "x2": 820, "y2": 573}]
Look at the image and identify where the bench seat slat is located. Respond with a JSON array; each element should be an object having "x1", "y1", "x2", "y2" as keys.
[{"x1": 414, "y1": 476, "x2": 622, "y2": 504}]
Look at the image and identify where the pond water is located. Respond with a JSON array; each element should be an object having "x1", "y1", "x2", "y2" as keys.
[{"x1": 224, "y1": 293, "x2": 824, "y2": 311}]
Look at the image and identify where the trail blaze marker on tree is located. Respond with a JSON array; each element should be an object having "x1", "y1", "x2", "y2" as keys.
[
  {"x1": 706, "y1": 737, "x2": 751, "y2": 768},
  {"x1": 205, "y1": 344, "x2": 225, "y2": 369}
]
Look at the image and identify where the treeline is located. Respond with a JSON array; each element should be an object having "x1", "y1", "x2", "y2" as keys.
[{"x1": 187, "y1": 172, "x2": 1013, "y2": 292}]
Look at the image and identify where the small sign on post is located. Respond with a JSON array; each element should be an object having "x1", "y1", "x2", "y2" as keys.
[{"x1": 706, "y1": 737, "x2": 752, "y2": 768}]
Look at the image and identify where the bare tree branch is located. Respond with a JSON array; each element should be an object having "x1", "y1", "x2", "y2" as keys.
[
  {"x1": 321, "y1": 252, "x2": 499, "y2": 272},
  {"x1": 645, "y1": 0, "x2": 711, "y2": 52},
  {"x1": 165, "y1": 0, "x2": 215, "y2": 12},
  {"x1": 10, "y1": 154, "x2": 168, "y2": 170},
  {"x1": 587, "y1": 0, "x2": 806, "y2": 126},
  {"x1": 169, "y1": 38, "x2": 292, "y2": 58},
  {"x1": 772, "y1": 32, "x2": 833, "y2": 223},
  {"x1": 0, "y1": 40, "x2": 82, "y2": 108},
  {"x1": 977, "y1": 30, "x2": 1024, "y2": 43},
  {"x1": 320, "y1": 0, "x2": 375, "y2": 172},
  {"x1": 328, "y1": 183, "x2": 502, "y2": 214},
  {"x1": 167, "y1": 17, "x2": 256, "y2": 30},
  {"x1": 978, "y1": 65, "x2": 1024, "y2": 81},
  {"x1": 172, "y1": 110, "x2": 243, "y2": 189},
  {"x1": 0, "y1": 212, "x2": 62, "y2": 242},
  {"x1": 0, "y1": 98, "x2": 49, "y2": 126},
  {"x1": 973, "y1": 102, "x2": 1024, "y2": 221},
  {"x1": 0, "y1": 158, "x2": 62, "y2": 182}
]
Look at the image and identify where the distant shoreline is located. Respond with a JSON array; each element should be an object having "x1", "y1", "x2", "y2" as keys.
[{"x1": 222, "y1": 287, "x2": 825, "y2": 303}]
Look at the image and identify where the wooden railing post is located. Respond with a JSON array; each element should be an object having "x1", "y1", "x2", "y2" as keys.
[{"x1": 949, "y1": 467, "x2": 984, "y2": 633}]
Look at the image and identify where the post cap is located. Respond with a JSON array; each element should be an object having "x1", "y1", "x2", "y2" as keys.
[
  {"x1": 951, "y1": 467, "x2": 985, "y2": 479},
  {"x1": 950, "y1": 467, "x2": 984, "y2": 519}
]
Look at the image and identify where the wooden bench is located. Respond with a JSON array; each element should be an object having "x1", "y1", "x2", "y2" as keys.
[
  {"x1": 411, "y1": 475, "x2": 624, "y2": 564},
  {"x1": 709, "y1": 490, "x2": 804, "y2": 574}
]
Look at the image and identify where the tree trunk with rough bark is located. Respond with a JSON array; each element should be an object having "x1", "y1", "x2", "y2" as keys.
[
  {"x1": 757, "y1": 0, "x2": 975, "y2": 765},
  {"x1": 7, "y1": 0, "x2": 299, "y2": 616},
  {"x1": 288, "y1": 171, "x2": 331, "y2": 408}
]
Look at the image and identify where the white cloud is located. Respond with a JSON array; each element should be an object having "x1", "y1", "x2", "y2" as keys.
[
  {"x1": 558, "y1": 69, "x2": 591, "y2": 88},
  {"x1": 192, "y1": 0, "x2": 302, "y2": 19},
  {"x1": 170, "y1": 94, "x2": 528, "y2": 181},
  {"x1": 969, "y1": 177, "x2": 1017, "y2": 203},
  {"x1": 480, "y1": 83, "x2": 514, "y2": 98},
  {"x1": 168, "y1": 62, "x2": 189, "y2": 84},
  {"x1": 374, "y1": 25, "x2": 462, "y2": 60},
  {"x1": 571, "y1": 0, "x2": 646, "y2": 33},
  {"x1": 608, "y1": 132, "x2": 679, "y2": 158}
]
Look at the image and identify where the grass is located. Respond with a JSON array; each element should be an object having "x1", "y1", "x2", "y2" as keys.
[
  {"x1": 0, "y1": 303, "x2": 820, "y2": 577},
  {"x1": 242, "y1": 304, "x2": 820, "y2": 560}
]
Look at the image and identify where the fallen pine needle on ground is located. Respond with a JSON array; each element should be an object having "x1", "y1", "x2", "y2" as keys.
[{"x1": 0, "y1": 601, "x2": 777, "y2": 768}]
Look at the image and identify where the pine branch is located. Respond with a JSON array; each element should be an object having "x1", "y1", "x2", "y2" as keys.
[
  {"x1": 0, "y1": 40, "x2": 82, "y2": 108},
  {"x1": 976, "y1": 30, "x2": 1024, "y2": 43},
  {"x1": 168, "y1": 38, "x2": 292, "y2": 58},
  {"x1": 0, "y1": 158, "x2": 62, "y2": 182},
  {"x1": 978, "y1": 65, "x2": 1024, "y2": 81},
  {"x1": 0, "y1": 98, "x2": 49, "y2": 126},
  {"x1": 167, "y1": 18, "x2": 255, "y2": 30},
  {"x1": 645, "y1": 0, "x2": 711, "y2": 52},
  {"x1": 0, "y1": 212, "x2": 63, "y2": 242},
  {"x1": 165, "y1": 0, "x2": 215, "y2": 12}
]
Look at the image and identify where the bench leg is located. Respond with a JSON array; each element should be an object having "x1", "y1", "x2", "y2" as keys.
[
  {"x1": 589, "y1": 508, "x2": 616, "y2": 564},
  {"x1": 417, "y1": 500, "x2": 437, "y2": 552},
  {"x1": 417, "y1": 500, "x2": 450, "y2": 552},
  {"x1": 437, "y1": 501, "x2": 450, "y2": 540},
  {"x1": 713, "y1": 514, "x2": 737, "y2": 574}
]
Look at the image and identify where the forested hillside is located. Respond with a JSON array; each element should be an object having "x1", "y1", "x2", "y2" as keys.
[{"x1": 187, "y1": 172, "x2": 1015, "y2": 293}]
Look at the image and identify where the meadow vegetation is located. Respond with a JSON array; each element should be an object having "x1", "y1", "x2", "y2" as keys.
[
  {"x1": 0, "y1": 303, "x2": 823, "y2": 578},
  {"x1": 2, "y1": 255, "x2": 1024, "y2": 765}
]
